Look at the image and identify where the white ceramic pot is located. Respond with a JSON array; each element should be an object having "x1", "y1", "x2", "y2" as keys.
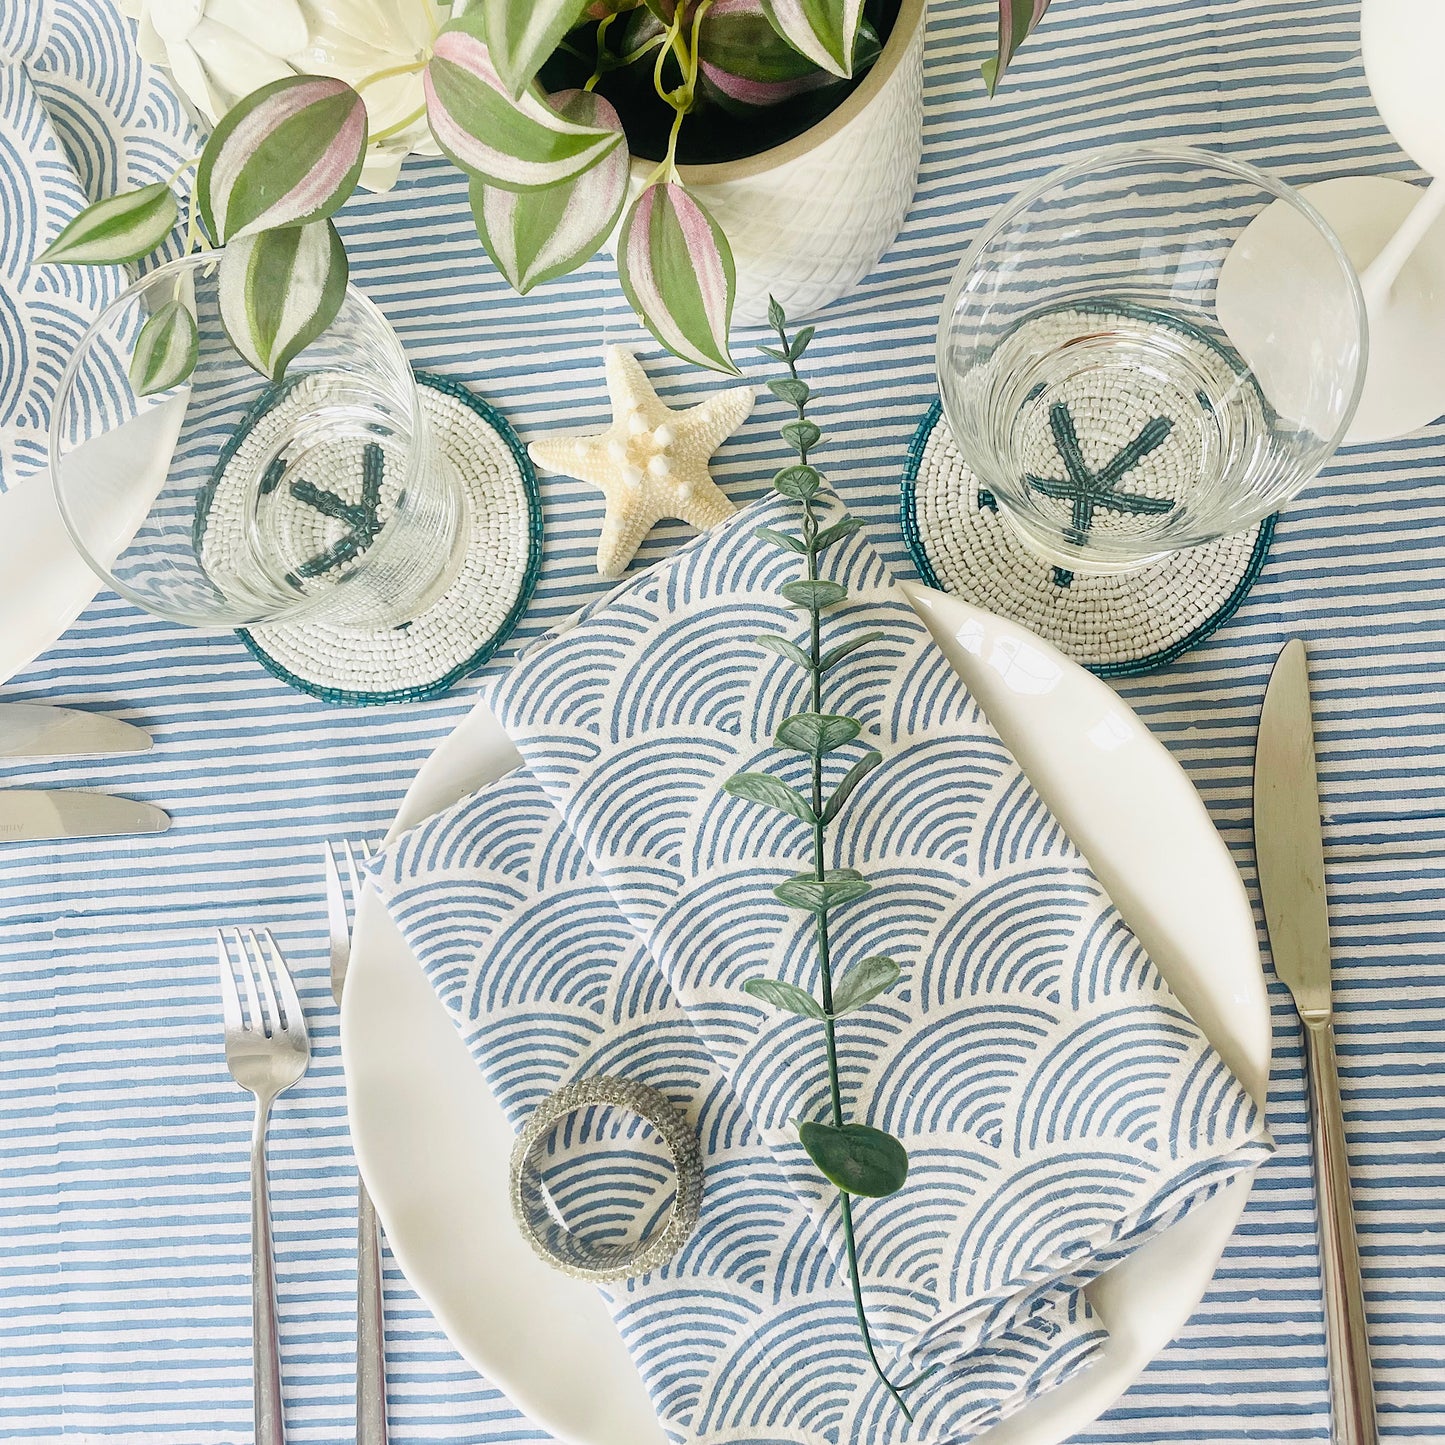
[{"x1": 662, "y1": 0, "x2": 928, "y2": 325}]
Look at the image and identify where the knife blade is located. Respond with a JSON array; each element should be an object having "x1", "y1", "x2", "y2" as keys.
[
  {"x1": 0, "y1": 790, "x2": 170, "y2": 842},
  {"x1": 1253, "y1": 638, "x2": 1379, "y2": 1445},
  {"x1": 0, "y1": 703, "x2": 152, "y2": 759}
]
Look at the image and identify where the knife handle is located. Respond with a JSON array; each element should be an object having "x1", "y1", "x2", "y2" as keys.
[{"x1": 1302, "y1": 1018, "x2": 1379, "y2": 1445}]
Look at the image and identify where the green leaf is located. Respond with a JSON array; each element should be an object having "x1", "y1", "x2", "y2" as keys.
[
  {"x1": 782, "y1": 418, "x2": 822, "y2": 452},
  {"x1": 36, "y1": 184, "x2": 178, "y2": 265},
  {"x1": 772, "y1": 464, "x2": 822, "y2": 500},
  {"x1": 775, "y1": 711, "x2": 861, "y2": 756},
  {"x1": 723, "y1": 771, "x2": 816, "y2": 824},
  {"x1": 819, "y1": 630, "x2": 882, "y2": 671},
  {"x1": 755, "y1": 525, "x2": 807, "y2": 554},
  {"x1": 798, "y1": 1121, "x2": 908, "y2": 1197},
  {"x1": 774, "y1": 868, "x2": 871, "y2": 912},
  {"x1": 754, "y1": 633, "x2": 813, "y2": 670},
  {"x1": 425, "y1": 13, "x2": 624, "y2": 190},
  {"x1": 768, "y1": 377, "x2": 810, "y2": 406},
  {"x1": 983, "y1": 0, "x2": 1055, "y2": 95},
  {"x1": 743, "y1": 977, "x2": 825, "y2": 1019},
  {"x1": 781, "y1": 578, "x2": 847, "y2": 611},
  {"x1": 820, "y1": 748, "x2": 882, "y2": 823},
  {"x1": 128, "y1": 298, "x2": 198, "y2": 396},
  {"x1": 813, "y1": 515, "x2": 863, "y2": 552},
  {"x1": 218, "y1": 219, "x2": 349, "y2": 381},
  {"x1": 759, "y1": 344, "x2": 789, "y2": 362},
  {"x1": 618, "y1": 181, "x2": 739, "y2": 375},
  {"x1": 759, "y1": 0, "x2": 866, "y2": 79},
  {"x1": 767, "y1": 296, "x2": 786, "y2": 331},
  {"x1": 197, "y1": 75, "x2": 367, "y2": 243},
  {"x1": 788, "y1": 324, "x2": 816, "y2": 360},
  {"x1": 699, "y1": 14, "x2": 879, "y2": 112},
  {"x1": 485, "y1": 0, "x2": 586, "y2": 99},
  {"x1": 470, "y1": 90, "x2": 628, "y2": 294},
  {"x1": 830, "y1": 956, "x2": 901, "y2": 1016}
]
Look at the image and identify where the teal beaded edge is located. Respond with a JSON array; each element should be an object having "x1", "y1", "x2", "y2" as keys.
[
  {"x1": 898, "y1": 398, "x2": 1278, "y2": 680},
  {"x1": 237, "y1": 371, "x2": 544, "y2": 707}
]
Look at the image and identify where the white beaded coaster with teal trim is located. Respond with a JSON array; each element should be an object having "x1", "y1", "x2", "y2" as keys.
[
  {"x1": 901, "y1": 400, "x2": 1275, "y2": 678},
  {"x1": 225, "y1": 373, "x2": 541, "y2": 705}
]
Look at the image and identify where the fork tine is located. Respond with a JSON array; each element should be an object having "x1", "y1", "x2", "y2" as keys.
[
  {"x1": 261, "y1": 929, "x2": 309, "y2": 1046},
  {"x1": 232, "y1": 927, "x2": 270, "y2": 1036},
  {"x1": 323, "y1": 841, "x2": 349, "y2": 948},
  {"x1": 216, "y1": 930, "x2": 244, "y2": 1031},
  {"x1": 342, "y1": 839, "x2": 365, "y2": 916}
]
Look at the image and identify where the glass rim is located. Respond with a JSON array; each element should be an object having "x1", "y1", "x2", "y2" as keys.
[
  {"x1": 49, "y1": 248, "x2": 423, "y2": 628},
  {"x1": 934, "y1": 141, "x2": 1370, "y2": 557}
]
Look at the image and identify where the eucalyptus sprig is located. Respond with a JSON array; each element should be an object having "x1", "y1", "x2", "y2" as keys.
[{"x1": 722, "y1": 300, "x2": 921, "y2": 1420}]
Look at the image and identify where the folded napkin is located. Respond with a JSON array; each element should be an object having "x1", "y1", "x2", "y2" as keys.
[
  {"x1": 0, "y1": 0, "x2": 194, "y2": 492},
  {"x1": 373, "y1": 487, "x2": 1272, "y2": 1440}
]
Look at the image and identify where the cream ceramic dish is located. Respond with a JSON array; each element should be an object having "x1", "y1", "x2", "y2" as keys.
[{"x1": 340, "y1": 582, "x2": 1271, "y2": 1445}]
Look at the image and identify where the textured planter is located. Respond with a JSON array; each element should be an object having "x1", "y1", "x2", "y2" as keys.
[{"x1": 653, "y1": 0, "x2": 928, "y2": 326}]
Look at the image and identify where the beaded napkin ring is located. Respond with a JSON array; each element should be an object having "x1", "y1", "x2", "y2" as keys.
[{"x1": 510, "y1": 1076, "x2": 703, "y2": 1284}]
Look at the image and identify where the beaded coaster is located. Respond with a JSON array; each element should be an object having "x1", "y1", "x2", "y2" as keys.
[
  {"x1": 214, "y1": 372, "x2": 541, "y2": 705},
  {"x1": 900, "y1": 399, "x2": 1275, "y2": 678}
]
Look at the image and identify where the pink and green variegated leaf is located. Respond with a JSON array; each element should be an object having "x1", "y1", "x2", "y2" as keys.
[
  {"x1": 982, "y1": 0, "x2": 1053, "y2": 94},
  {"x1": 197, "y1": 75, "x2": 367, "y2": 243},
  {"x1": 218, "y1": 220, "x2": 349, "y2": 381},
  {"x1": 758, "y1": 0, "x2": 865, "y2": 79},
  {"x1": 699, "y1": 1, "x2": 879, "y2": 111},
  {"x1": 36, "y1": 183, "x2": 178, "y2": 265},
  {"x1": 618, "y1": 182, "x2": 739, "y2": 375},
  {"x1": 423, "y1": 13, "x2": 623, "y2": 191},
  {"x1": 128, "y1": 298, "x2": 199, "y2": 396},
  {"x1": 470, "y1": 91, "x2": 628, "y2": 293},
  {"x1": 485, "y1": 0, "x2": 587, "y2": 100}
]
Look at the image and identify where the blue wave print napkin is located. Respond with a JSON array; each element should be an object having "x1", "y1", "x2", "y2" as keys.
[
  {"x1": 372, "y1": 768, "x2": 1105, "y2": 1444},
  {"x1": 483, "y1": 487, "x2": 1273, "y2": 1376}
]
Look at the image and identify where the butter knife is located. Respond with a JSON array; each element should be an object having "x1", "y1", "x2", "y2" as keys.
[
  {"x1": 0, "y1": 703, "x2": 152, "y2": 759},
  {"x1": 1254, "y1": 639, "x2": 1378, "y2": 1445},
  {"x1": 0, "y1": 790, "x2": 170, "y2": 842}
]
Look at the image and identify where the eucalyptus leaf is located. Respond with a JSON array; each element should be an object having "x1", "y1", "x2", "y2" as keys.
[
  {"x1": 218, "y1": 218, "x2": 348, "y2": 381},
  {"x1": 780, "y1": 578, "x2": 847, "y2": 610},
  {"x1": 128, "y1": 298, "x2": 198, "y2": 396},
  {"x1": 723, "y1": 771, "x2": 816, "y2": 824},
  {"x1": 743, "y1": 977, "x2": 825, "y2": 1019},
  {"x1": 755, "y1": 525, "x2": 807, "y2": 554},
  {"x1": 754, "y1": 633, "x2": 813, "y2": 669},
  {"x1": 197, "y1": 75, "x2": 367, "y2": 242},
  {"x1": 36, "y1": 183, "x2": 177, "y2": 265},
  {"x1": 772, "y1": 464, "x2": 822, "y2": 500},
  {"x1": 819, "y1": 630, "x2": 882, "y2": 671},
  {"x1": 798, "y1": 1121, "x2": 908, "y2": 1197},
  {"x1": 782, "y1": 418, "x2": 822, "y2": 452},
  {"x1": 774, "y1": 868, "x2": 871, "y2": 912},
  {"x1": 788, "y1": 324, "x2": 816, "y2": 360},
  {"x1": 775, "y1": 711, "x2": 861, "y2": 756},
  {"x1": 830, "y1": 956, "x2": 900, "y2": 1015},
  {"x1": 768, "y1": 295, "x2": 786, "y2": 331},
  {"x1": 485, "y1": 0, "x2": 586, "y2": 99},
  {"x1": 813, "y1": 515, "x2": 863, "y2": 551},
  {"x1": 821, "y1": 748, "x2": 881, "y2": 823},
  {"x1": 768, "y1": 377, "x2": 810, "y2": 406}
]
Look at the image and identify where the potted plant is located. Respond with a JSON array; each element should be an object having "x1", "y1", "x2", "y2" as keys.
[{"x1": 47, "y1": 0, "x2": 1055, "y2": 381}]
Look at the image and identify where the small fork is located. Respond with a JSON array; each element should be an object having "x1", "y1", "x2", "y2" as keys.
[
  {"x1": 218, "y1": 928, "x2": 311, "y2": 1445},
  {"x1": 324, "y1": 839, "x2": 389, "y2": 1445}
]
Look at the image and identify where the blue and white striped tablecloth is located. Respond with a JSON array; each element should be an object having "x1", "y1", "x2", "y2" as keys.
[{"x1": 3, "y1": 1, "x2": 1443, "y2": 1441}]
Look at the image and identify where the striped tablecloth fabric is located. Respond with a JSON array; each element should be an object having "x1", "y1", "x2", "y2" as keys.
[{"x1": 2, "y1": 1, "x2": 1443, "y2": 1442}]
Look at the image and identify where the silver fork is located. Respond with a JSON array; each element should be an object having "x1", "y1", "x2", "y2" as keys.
[
  {"x1": 217, "y1": 928, "x2": 311, "y2": 1445},
  {"x1": 324, "y1": 839, "x2": 389, "y2": 1445}
]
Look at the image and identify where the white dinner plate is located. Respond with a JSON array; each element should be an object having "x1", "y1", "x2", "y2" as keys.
[{"x1": 341, "y1": 582, "x2": 1272, "y2": 1445}]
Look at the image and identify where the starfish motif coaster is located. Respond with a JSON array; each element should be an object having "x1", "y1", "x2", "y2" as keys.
[{"x1": 529, "y1": 347, "x2": 755, "y2": 578}]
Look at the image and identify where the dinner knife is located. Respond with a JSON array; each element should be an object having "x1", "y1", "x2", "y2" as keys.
[
  {"x1": 0, "y1": 790, "x2": 170, "y2": 842},
  {"x1": 1254, "y1": 639, "x2": 1378, "y2": 1445},
  {"x1": 0, "y1": 703, "x2": 152, "y2": 759}
]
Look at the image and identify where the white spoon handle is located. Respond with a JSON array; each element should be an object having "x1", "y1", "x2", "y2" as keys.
[{"x1": 1360, "y1": 175, "x2": 1445, "y2": 308}]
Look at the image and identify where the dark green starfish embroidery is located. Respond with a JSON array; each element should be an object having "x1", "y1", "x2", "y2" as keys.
[
  {"x1": 1026, "y1": 402, "x2": 1175, "y2": 550},
  {"x1": 290, "y1": 442, "x2": 386, "y2": 579}
]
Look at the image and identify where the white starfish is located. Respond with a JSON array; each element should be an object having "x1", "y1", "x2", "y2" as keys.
[{"x1": 528, "y1": 347, "x2": 756, "y2": 579}]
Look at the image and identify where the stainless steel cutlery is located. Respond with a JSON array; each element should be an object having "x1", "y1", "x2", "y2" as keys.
[
  {"x1": 324, "y1": 839, "x2": 390, "y2": 1445},
  {"x1": 1255, "y1": 639, "x2": 1378, "y2": 1445},
  {"x1": 0, "y1": 702, "x2": 152, "y2": 758},
  {"x1": 217, "y1": 928, "x2": 312, "y2": 1445}
]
